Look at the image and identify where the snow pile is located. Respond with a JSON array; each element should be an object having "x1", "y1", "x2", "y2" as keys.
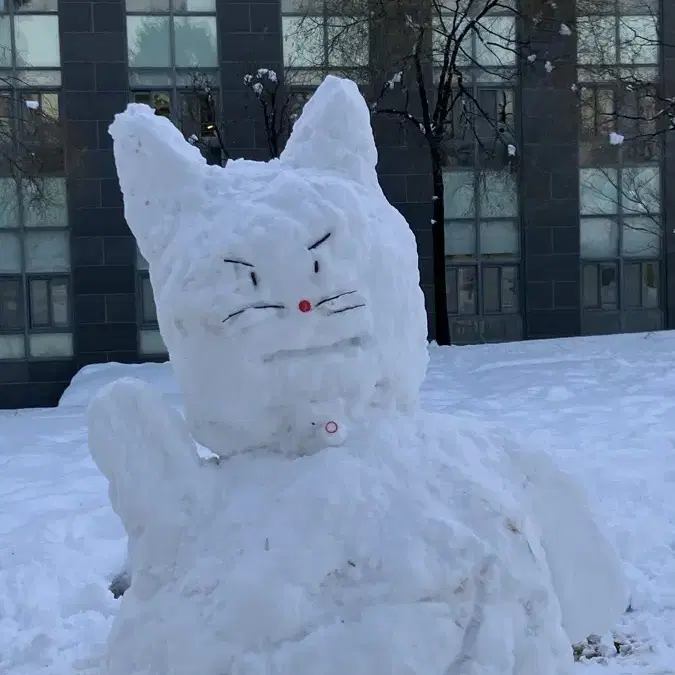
[{"x1": 87, "y1": 75, "x2": 627, "y2": 675}]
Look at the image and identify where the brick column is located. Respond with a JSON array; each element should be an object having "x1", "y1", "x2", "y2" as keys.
[{"x1": 60, "y1": 0, "x2": 138, "y2": 368}]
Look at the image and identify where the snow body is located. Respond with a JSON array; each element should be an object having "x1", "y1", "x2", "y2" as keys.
[{"x1": 89, "y1": 75, "x2": 627, "y2": 675}]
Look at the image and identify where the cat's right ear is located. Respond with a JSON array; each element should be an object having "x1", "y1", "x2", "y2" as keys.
[{"x1": 109, "y1": 103, "x2": 207, "y2": 265}]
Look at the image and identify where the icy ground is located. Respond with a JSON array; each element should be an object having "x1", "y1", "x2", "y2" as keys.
[{"x1": 2, "y1": 332, "x2": 675, "y2": 674}]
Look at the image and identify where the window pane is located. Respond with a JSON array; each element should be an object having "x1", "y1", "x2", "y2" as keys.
[
  {"x1": 137, "y1": 248, "x2": 150, "y2": 271},
  {"x1": 622, "y1": 216, "x2": 660, "y2": 257},
  {"x1": 445, "y1": 266, "x2": 458, "y2": 314},
  {"x1": 501, "y1": 266, "x2": 519, "y2": 313},
  {"x1": 0, "y1": 334, "x2": 25, "y2": 359},
  {"x1": 51, "y1": 279, "x2": 69, "y2": 326},
  {"x1": 141, "y1": 276, "x2": 158, "y2": 323},
  {"x1": 140, "y1": 329, "x2": 167, "y2": 355},
  {"x1": 0, "y1": 232, "x2": 21, "y2": 272},
  {"x1": 580, "y1": 217, "x2": 619, "y2": 258},
  {"x1": 457, "y1": 267, "x2": 477, "y2": 315},
  {"x1": 482, "y1": 266, "x2": 500, "y2": 313},
  {"x1": 29, "y1": 333, "x2": 72, "y2": 358},
  {"x1": 474, "y1": 16, "x2": 516, "y2": 67},
  {"x1": 443, "y1": 171, "x2": 475, "y2": 218},
  {"x1": 621, "y1": 166, "x2": 659, "y2": 215},
  {"x1": 580, "y1": 168, "x2": 619, "y2": 215},
  {"x1": 29, "y1": 278, "x2": 50, "y2": 327},
  {"x1": 623, "y1": 262, "x2": 641, "y2": 308},
  {"x1": 15, "y1": 70, "x2": 61, "y2": 87},
  {"x1": 125, "y1": 0, "x2": 171, "y2": 10},
  {"x1": 577, "y1": 16, "x2": 616, "y2": 65},
  {"x1": 479, "y1": 171, "x2": 517, "y2": 218},
  {"x1": 282, "y1": 16, "x2": 325, "y2": 68},
  {"x1": 175, "y1": 0, "x2": 216, "y2": 9},
  {"x1": 479, "y1": 220, "x2": 519, "y2": 256},
  {"x1": 24, "y1": 231, "x2": 70, "y2": 273},
  {"x1": 0, "y1": 278, "x2": 23, "y2": 330},
  {"x1": 599, "y1": 263, "x2": 617, "y2": 308},
  {"x1": 434, "y1": 15, "x2": 472, "y2": 68},
  {"x1": 173, "y1": 16, "x2": 218, "y2": 68},
  {"x1": 0, "y1": 17, "x2": 11, "y2": 67},
  {"x1": 642, "y1": 261, "x2": 659, "y2": 308},
  {"x1": 14, "y1": 16, "x2": 61, "y2": 68},
  {"x1": 444, "y1": 221, "x2": 476, "y2": 257},
  {"x1": 24, "y1": 177, "x2": 68, "y2": 227},
  {"x1": 16, "y1": 0, "x2": 59, "y2": 9},
  {"x1": 326, "y1": 16, "x2": 369, "y2": 68},
  {"x1": 127, "y1": 16, "x2": 171, "y2": 68},
  {"x1": 583, "y1": 264, "x2": 599, "y2": 308},
  {"x1": 619, "y1": 16, "x2": 658, "y2": 65},
  {"x1": 0, "y1": 178, "x2": 19, "y2": 228}
]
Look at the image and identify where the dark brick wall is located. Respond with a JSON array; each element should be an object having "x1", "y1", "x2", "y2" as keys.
[
  {"x1": 520, "y1": 0, "x2": 581, "y2": 340},
  {"x1": 663, "y1": 0, "x2": 675, "y2": 325},
  {"x1": 61, "y1": 0, "x2": 138, "y2": 371},
  {"x1": 218, "y1": 0, "x2": 284, "y2": 159}
]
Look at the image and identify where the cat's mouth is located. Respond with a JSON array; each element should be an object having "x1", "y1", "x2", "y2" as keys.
[{"x1": 263, "y1": 336, "x2": 366, "y2": 363}]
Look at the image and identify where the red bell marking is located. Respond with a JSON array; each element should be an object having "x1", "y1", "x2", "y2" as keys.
[
  {"x1": 298, "y1": 299, "x2": 312, "y2": 313},
  {"x1": 325, "y1": 421, "x2": 338, "y2": 434}
]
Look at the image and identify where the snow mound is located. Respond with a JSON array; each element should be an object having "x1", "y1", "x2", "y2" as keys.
[
  {"x1": 108, "y1": 75, "x2": 428, "y2": 458},
  {"x1": 90, "y1": 377, "x2": 579, "y2": 675},
  {"x1": 88, "y1": 75, "x2": 627, "y2": 675}
]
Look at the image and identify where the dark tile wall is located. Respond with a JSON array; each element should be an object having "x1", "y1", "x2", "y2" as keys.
[
  {"x1": 520, "y1": 0, "x2": 581, "y2": 340},
  {"x1": 218, "y1": 0, "x2": 284, "y2": 159},
  {"x1": 61, "y1": 0, "x2": 138, "y2": 372}
]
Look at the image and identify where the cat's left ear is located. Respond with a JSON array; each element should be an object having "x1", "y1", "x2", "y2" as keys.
[
  {"x1": 280, "y1": 75, "x2": 378, "y2": 185},
  {"x1": 109, "y1": 103, "x2": 207, "y2": 266}
]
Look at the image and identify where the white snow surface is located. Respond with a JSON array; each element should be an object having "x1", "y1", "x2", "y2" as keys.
[
  {"x1": 4, "y1": 334, "x2": 675, "y2": 673},
  {"x1": 109, "y1": 75, "x2": 428, "y2": 458}
]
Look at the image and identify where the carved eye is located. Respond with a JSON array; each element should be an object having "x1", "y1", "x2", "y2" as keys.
[
  {"x1": 250, "y1": 271, "x2": 258, "y2": 287},
  {"x1": 314, "y1": 260, "x2": 320, "y2": 274}
]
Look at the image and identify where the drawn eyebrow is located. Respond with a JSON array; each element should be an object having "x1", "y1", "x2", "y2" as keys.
[
  {"x1": 223, "y1": 258, "x2": 254, "y2": 268},
  {"x1": 308, "y1": 232, "x2": 331, "y2": 250}
]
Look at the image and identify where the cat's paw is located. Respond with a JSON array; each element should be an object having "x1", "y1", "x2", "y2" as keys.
[{"x1": 88, "y1": 377, "x2": 202, "y2": 536}]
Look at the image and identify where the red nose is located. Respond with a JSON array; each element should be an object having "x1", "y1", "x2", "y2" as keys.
[{"x1": 298, "y1": 299, "x2": 312, "y2": 313}]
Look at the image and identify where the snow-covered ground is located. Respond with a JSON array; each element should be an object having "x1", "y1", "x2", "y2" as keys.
[{"x1": 2, "y1": 332, "x2": 675, "y2": 674}]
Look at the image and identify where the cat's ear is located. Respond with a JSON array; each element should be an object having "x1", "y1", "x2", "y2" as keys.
[
  {"x1": 109, "y1": 103, "x2": 207, "y2": 265},
  {"x1": 280, "y1": 75, "x2": 378, "y2": 184}
]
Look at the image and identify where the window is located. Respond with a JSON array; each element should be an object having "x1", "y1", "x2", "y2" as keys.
[
  {"x1": 444, "y1": 170, "x2": 520, "y2": 326},
  {"x1": 577, "y1": 0, "x2": 660, "y2": 164},
  {"x1": 0, "y1": 0, "x2": 60, "y2": 80},
  {"x1": 0, "y1": 177, "x2": 72, "y2": 359},
  {"x1": 281, "y1": 0, "x2": 370, "y2": 87},
  {"x1": 433, "y1": 2, "x2": 517, "y2": 167},
  {"x1": 126, "y1": 0, "x2": 220, "y2": 153},
  {"x1": 0, "y1": 4, "x2": 68, "y2": 360},
  {"x1": 136, "y1": 248, "x2": 167, "y2": 356},
  {"x1": 576, "y1": 0, "x2": 663, "y2": 332},
  {"x1": 580, "y1": 167, "x2": 661, "y2": 313}
]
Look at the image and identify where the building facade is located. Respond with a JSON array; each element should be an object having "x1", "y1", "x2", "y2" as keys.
[{"x1": 0, "y1": 0, "x2": 672, "y2": 408}]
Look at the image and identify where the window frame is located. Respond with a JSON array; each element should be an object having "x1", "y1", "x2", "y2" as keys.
[
  {"x1": 0, "y1": 1, "x2": 61, "y2": 86},
  {"x1": 281, "y1": 1, "x2": 371, "y2": 87},
  {"x1": 443, "y1": 168, "x2": 521, "y2": 322},
  {"x1": 0, "y1": 177, "x2": 72, "y2": 361},
  {"x1": 135, "y1": 248, "x2": 167, "y2": 356}
]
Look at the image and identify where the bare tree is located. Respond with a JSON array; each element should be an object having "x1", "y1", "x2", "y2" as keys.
[
  {"x1": 0, "y1": 72, "x2": 74, "y2": 220},
  {"x1": 576, "y1": 0, "x2": 667, "y2": 270},
  {"x1": 282, "y1": 0, "x2": 573, "y2": 344}
]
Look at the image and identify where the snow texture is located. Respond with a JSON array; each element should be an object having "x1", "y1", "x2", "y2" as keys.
[
  {"x1": 85, "y1": 75, "x2": 627, "y2": 675},
  {"x1": 108, "y1": 75, "x2": 427, "y2": 458}
]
